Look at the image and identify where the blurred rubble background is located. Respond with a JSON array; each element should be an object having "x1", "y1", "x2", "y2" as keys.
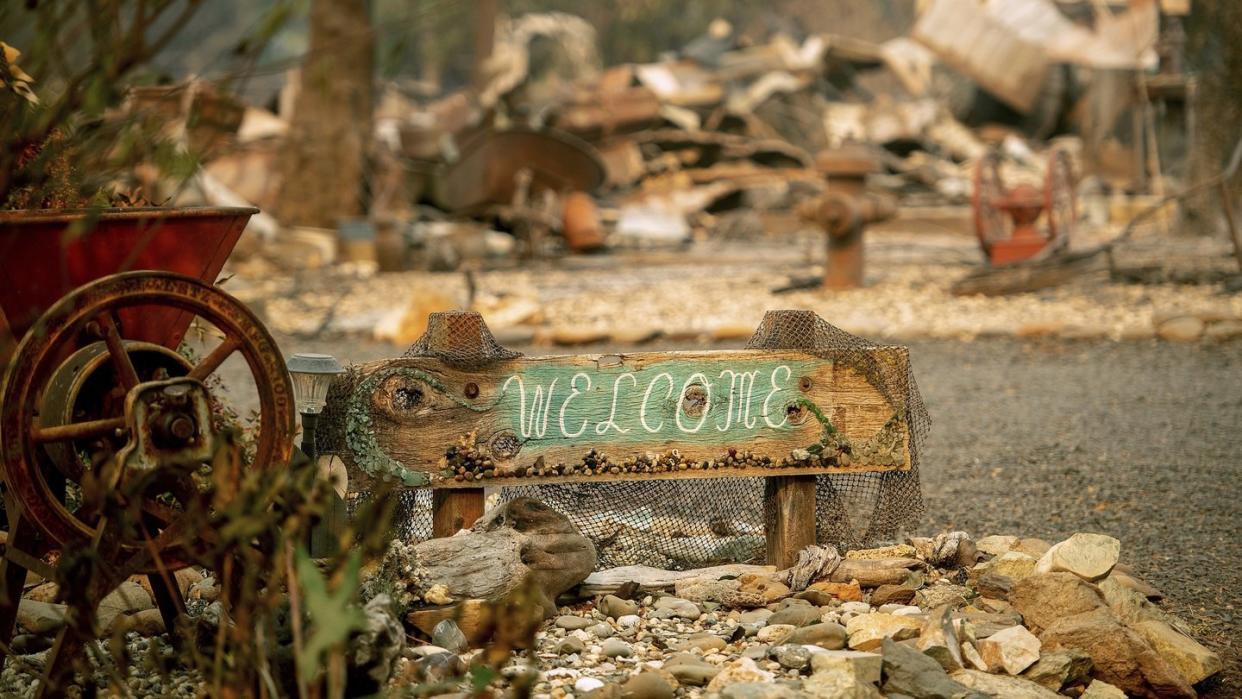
[
  {"x1": 11, "y1": 0, "x2": 1242, "y2": 347},
  {"x1": 5, "y1": 5, "x2": 1241, "y2": 693}
]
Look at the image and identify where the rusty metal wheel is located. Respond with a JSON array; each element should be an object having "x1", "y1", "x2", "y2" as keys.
[
  {"x1": 1044, "y1": 148, "x2": 1076, "y2": 248},
  {"x1": 0, "y1": 271, "x2": 294, "y2": 572},
  {"x1": 972, "y1": 149, "x2": 1009, "y2": 258}
]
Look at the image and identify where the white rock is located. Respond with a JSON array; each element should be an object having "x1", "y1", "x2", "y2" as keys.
[
  {"x1": 917, "y1": 605, "x2": 963, "y2": 672},
  {"x1": 652, "y1": 596, "x2": 701, "y2": 620},
  {"x1": 1080, "y1": 679, "x2": 1128, "y2": 698},
  {"x1": 845, "y1": 613, "x2": 922, "y2": 651},
  {"x1": 804, "y1": 664, "x2": 876, "y2": 698},
  {"x1": 574, "y1": 677, "x2": 604, "y2": 693},
  {"x1": 952, "y1": 669, "x2": 1061, "y2": 698},
  {"x1": 974, "y1": 551, "x2": 1037, "y2": 582},
  {"x1": 976, "y1": 535, "x2": 1019, "y2": 556},
  {"x1": 978, "y1": 625, "x2": 1041, "y2": 674},
  {"x1": 1132, "y1": 618, "x2": 1223, "y2": 685},
  {"x1": 616, "y1": 614, "x2": 641, "y2": 628},
  {"x1": 755, "y1": 624, "x2": 795, "y2": 644},
  {"x1": 1156, "y1": 316, "x2": 1204, "y2": 342},
  {"x1": 705, "y1": 657, "x2": 775, "y2": 692},
  {"x1": 408, "y1": 644, "x2": 451, "y2": 657},
  {"x1": 1034, "y1": 533, "x2": 1120, "y2": 581},
  {"x1": 961, "y1": 641, "x2": 989, "y2": 671},
  {"x1": 839, "y1": 602, "x2": 871, "y2": 615},
  {"x1": 809, "y1": 649, "x2": 883, "y2": 683},
  {"x1": 544, "y1": 668, "x2": 580, "y2": 679}
]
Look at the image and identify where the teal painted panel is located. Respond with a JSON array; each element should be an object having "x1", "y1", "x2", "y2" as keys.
[{"x1": 498, "y1": 358, "x2": 824, "y2": 447}]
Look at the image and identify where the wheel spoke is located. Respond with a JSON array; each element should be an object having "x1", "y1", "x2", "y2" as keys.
[
  {"x1": 140, "y1": 499, "x2": 180, "y2": 526},
  {"x1": 33, "y1": 417, "x2": 126, "y2": 444},
  {"x1": 142, "y1": 506, "x2": 220, "y2": 547},
  {"x1": 98, "y1": 312, "x2": 141, "y2": 391},
  {"x1": 188, "y1": 335, "x2": 241, "y2": 383}
]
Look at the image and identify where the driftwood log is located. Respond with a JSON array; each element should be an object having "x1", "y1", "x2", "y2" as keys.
[
  {"x1": 779, "y1": 545, "x2": 843, "y2": 591},
  {"x1": 577, "y1": 564, "x2": 777, "y2": 597},
  {"x1": 408, "y1": 498, "x2": 596, "y2": 617},
  {"x1": 370, "y1": 497, "x2": 595, "y2": 647},
  {"x1": 576, "y1": 552, "x2": 924, "y2": 601},
  {"x1": 827, "y1": 557, "x2": 926, "y2": 587}
]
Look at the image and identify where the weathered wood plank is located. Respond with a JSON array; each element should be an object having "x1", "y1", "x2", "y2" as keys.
[
  {"x1": 764, "y1": 475, "x2": 818, "y2": 568},
  {"x1": 335, "y1": 348, "x2": 911, "y2": 488},
  {"x1": 428, "y1": 463, "x2": 898, "y2": 488},
  {"x1": 432, "y1": 488, "x2": 485, "y2": 537}
]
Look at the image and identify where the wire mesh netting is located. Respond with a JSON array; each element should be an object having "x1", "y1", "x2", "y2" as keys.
[
  {"x1": 747, "y1": 310, "x2": 930, "y2": 549},
  {"x1": 335, "y1": 310, "x2": 929, "y2": 569},
  {"x1": 402, "y1": 310, "x2": 523, "y2": 366}
]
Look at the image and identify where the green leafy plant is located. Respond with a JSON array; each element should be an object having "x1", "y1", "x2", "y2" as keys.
[
  {"x1": 294, "y1": 547, "x2": 367, "y2": 685},
  {"x1": 0, "y1": 2, "x2": 206, "y2": 207},
  {"x1": 0, "y1": 0, "x2": 297, "y2": 210}
]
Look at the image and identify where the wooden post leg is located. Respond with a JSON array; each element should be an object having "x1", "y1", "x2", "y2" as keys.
[
  {"x1": 0, "y1": 553, "x2": 28, "y2": 667},
  {"x1": 310, "y1": 493, "x2": 346, "y2": 557},
  {"x1": 38, "y1": 625, "x2": 83, "y2": 698},
  {"x1": 764, "y1": 475, "x2": 818, "y2": 568},
  {"x1": 432, "y1": 489, "x2": 485, "y2": 538},
  {"x1": 147, "y1": 572, "x2": 186, "y2": 638},
  {"x1": 0, "y1": 513, "x2": 43, "y2": 669}
]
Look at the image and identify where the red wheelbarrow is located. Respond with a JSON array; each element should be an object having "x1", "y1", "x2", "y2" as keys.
[{"x1": 0, "y1": 206, "x2": 295, "y2": 693}]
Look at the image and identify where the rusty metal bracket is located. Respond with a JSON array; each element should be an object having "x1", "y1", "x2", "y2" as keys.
[{"x1": 114, "y1": 377, "x2": 215, "y2": 476}]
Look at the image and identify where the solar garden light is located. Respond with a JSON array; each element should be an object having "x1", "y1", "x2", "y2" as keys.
[
  {"x1": 287, "y1": 353, "x2": 346, "y2": 555},
  {"x1": 286, "y1": 353, "x2": 344, "y2": 462}
]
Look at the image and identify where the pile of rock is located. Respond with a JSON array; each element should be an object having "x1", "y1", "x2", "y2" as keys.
[
  {"x1": 0, "y1": 569, "x2": 212, "y2": 698},
  {"x1": 393, "y1": 530, "x2": 1221, "y2": 698},
  {"x1": 10, "y1": 567, "x2": 207, "y2": 644},
  {"x1": 0, "y1": 525, "x2": 1222, "y2": 698}
]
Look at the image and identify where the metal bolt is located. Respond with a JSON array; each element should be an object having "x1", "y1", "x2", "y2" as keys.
[
  {"x1": 167, "y1": 415, "x2": 196, "y2": 441},
  {"x1": 162, "y1": 383, "x2": 191, "y2": 407}
]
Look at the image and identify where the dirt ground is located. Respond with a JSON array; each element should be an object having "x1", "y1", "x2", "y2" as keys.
[{"x1": 246, "y1": 330, "x2": 1241, "y2": 696}]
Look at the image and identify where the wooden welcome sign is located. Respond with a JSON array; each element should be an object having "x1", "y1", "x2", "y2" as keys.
[{"x1": 330, "y1": 310, "x2": 915, "y2": 566}]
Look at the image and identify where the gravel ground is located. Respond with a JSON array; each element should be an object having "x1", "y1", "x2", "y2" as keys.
[
  {"x1": 226, "y1": 227, "x2": 1242, "y2": 345},
  {"x1": 247, "y1": 332, "x2": 1242, "y2": 696}
]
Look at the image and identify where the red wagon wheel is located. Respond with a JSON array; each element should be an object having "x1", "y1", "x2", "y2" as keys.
[
  {"x1": 972, "y1": 149, "x2": 1009, "y2": 258},
  {"x1": 1044, "y1": 148, "x2": 1076, "y2": 249},
  {"x1": 0, "y1": 271, "x2": 295, "y2": 572}
]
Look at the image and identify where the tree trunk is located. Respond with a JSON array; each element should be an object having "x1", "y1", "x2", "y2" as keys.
[
  {"x1": 472, "y1": 0, "x2": 498, "y2": 93},
  {"x1": 1184, "y1": 0, "x2": 1242, "y2": 234},
  {"x1": 273, "y1": 0, "x2": 373, "y2": 228}
]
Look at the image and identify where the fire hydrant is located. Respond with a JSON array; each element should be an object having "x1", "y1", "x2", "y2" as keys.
[{"x1": 798, "y1": 146, "x2": 896, "y2": 289}]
